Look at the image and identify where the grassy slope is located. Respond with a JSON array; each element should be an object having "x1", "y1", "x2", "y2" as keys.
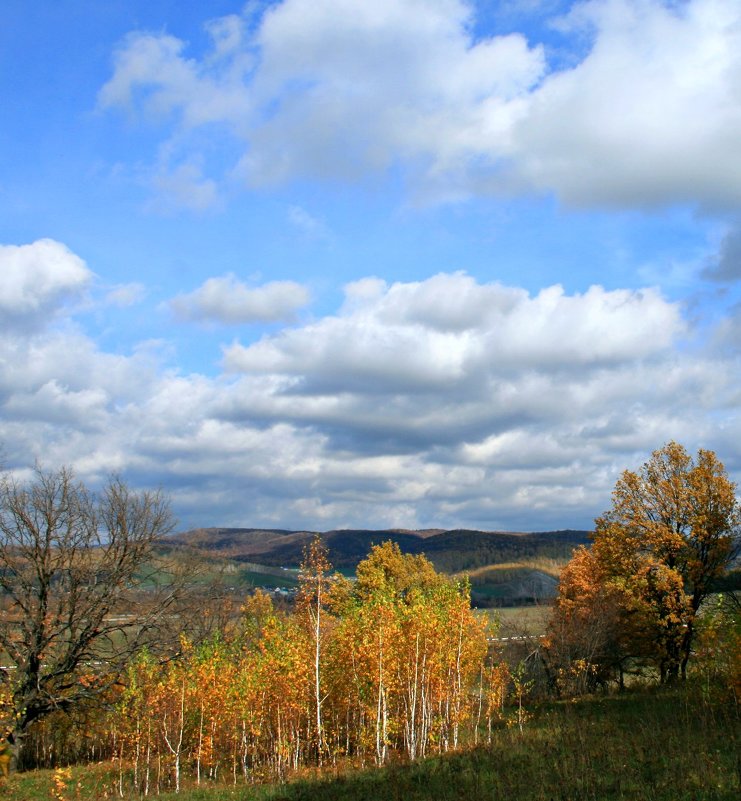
[
  {"x1": 462, "y1": 559, "x2": 564, "y2": 580},
  {"x1": 9, "y1": 685, "x2": 739, "y2": 801},
  {"x1": 461, "y1": 559, "x2": 565, "y2": 605}
]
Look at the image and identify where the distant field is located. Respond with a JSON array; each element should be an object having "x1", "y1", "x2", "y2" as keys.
[
  {"x1": 463, "y1": 559, "x2": 564, "y2": 579},
  {"x1": 238, "y1": 569, "x2": 298, "y2": 589},
  {"x1": 477, "y1": 604, "x2": 551, "y2": 636},
  {"x1": 460, "y1": 558, "x2": 567, "y2": 608},
  {"x1": 162, "y1": 527, "x2": 589, "y2": 606}
]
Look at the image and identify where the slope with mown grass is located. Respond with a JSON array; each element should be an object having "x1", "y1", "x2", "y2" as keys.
[{"x1": 461, "y1": 559, "x2": 565, "y2": 607}]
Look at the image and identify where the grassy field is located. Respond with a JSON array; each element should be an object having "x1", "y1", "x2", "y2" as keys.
[
  {"x1": 7, "y1": 683, "x2": 738, "y2": 801},
  {"x1": 463, "y1": 558, "x2": 565, "y2": 580},
  {"x1": 477, "y1": 603, "x2": 551, "y2": 637},
  {"x1": 460, "y1": 558, "x2": 568, "y2": 608}
]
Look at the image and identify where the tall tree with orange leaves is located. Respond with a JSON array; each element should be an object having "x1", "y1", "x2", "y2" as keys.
[{"x1": 552, "y1": 442, "x2": 740, "y2": 685}]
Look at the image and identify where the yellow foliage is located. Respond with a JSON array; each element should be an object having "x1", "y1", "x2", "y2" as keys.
[{"x1": 551, "y1": 442, "x2": 740, "y2": 687}]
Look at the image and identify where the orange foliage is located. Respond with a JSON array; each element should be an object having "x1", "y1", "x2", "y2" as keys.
[
  {"x1": 549, "y1": 442, "x2": 740, "y2": 689},
  {"x1": 112, "y1": 541, "x2": 502, "y2": 792}
]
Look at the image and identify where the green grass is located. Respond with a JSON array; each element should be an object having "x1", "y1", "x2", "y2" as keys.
[
  {"x1": 238, "y1": 570, "x2": 298, "y2": 589},
  {"x1": 477, "y1": 604, "x2": 551, "y2": 636},
  {"x1": 461, "y1": 560, "x2": 565, "y2": 608},
  {"x1": 8, "y1": 684, "x2": 739, "y2": 801}
]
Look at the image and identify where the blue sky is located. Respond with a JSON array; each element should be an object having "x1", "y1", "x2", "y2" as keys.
[{"x1": 1, "y1": 0, "x2": 740, "y2": 533}]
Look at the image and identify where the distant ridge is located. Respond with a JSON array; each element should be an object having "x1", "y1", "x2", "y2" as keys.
[{"x1": 169, "y1": 526, "x2": 591, "y2": 572}]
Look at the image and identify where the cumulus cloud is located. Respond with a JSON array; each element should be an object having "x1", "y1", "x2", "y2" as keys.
[
  {"x1": 98, "y1": 0, "x2": 543, "y2": 200},
  {"x1": 224, "y1": 274, "x2": 684, "y2": 388},
  {"x1": 235, "y1": 0, "x2": 543, "y2": 188},
  {"x1": 217, "y1": 275, "x2": 697, "y2": 483},
  {"x1": 99, "y1": 0, "x2": 741, "y2": 209},
  {"x1": 148, "y1": 159, "x2": 221, "y2": 212},
  {"x1": 169, "y1": 274, "x2": 310, "y2": 324},
  {"x1": 2, "y1": 240, "x2": 738, "y2": 532},
  {"x1": 0, "y1": 239, "x2": 92, "y2": 329},
  {"x1": 514, "y1": 0, "x2": 741, "y2": 207},
  {"x1": 98, "y1": 24, "x2": 253, "y2": 128}
]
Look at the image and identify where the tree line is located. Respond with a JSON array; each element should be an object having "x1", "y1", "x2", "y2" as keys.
[
  {"x1": 0, "y1": 441, "x2": 739, "y2": 792},
  {"x1": 106, "y1": 540, "x2": 511, "y2": 794}
]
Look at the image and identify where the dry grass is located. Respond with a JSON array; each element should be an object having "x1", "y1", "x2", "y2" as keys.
[{"x1": 459, "y1": 558, "x2": 566, "y2": 581}]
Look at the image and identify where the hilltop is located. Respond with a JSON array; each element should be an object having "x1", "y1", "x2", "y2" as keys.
[{"x1": 169, "y1": 526, "x2": 590, "y2": 570}]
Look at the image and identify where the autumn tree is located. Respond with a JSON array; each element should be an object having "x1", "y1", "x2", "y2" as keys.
[
  {"x1": 0, "y1": 466, "x2": 176, "y2": 766},
  {"x1": 552, "y1": 442, "x2": 740, "y2": 685},
  {"x1": 341, "y1": 542, "x2": 487, "y2": 761},
  {"x1": 108, "y1": 542, "x2": 498, "y2": 790},
  {"x1": 296, "y1": 535, "x2": 333, "y2": 766},
  {"x1": 545, "y1": 546, "x2": 637, "y2": 693}
]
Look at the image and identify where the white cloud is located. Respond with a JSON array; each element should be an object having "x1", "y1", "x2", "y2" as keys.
[
  {"x1": 3, "y1": 380, "x2": 110, "y2": 428},
  {"x1": 224, "y1": 274, "x2": 684, "y2": 387},
  {"x1": 236, "y1": 0, "x2": 543, "y2": 187},
  {"x1": 148, "y1": 159, "x2": 221, "y2": 212},
  {"x1": 98, "y1": 28, "x2": 253, "y2": 129},
  {"x1": 100, "y1": 0, "x2": 741, "y2": 210},
  {"x1": 169, "y1": 274, "x2": 310, "y2": 324},
  {"x1": 515, "y1": 0, "x2": 741, "y2": 207},
  {"x1": 99, "y1": 0, "x2": 544, "y2": 201},
  {"x1": 1, "y1": 241, "x2": 739, "y2": 532},
  {"x1": 213, "y1": 277, "x2": 701, "y2": 524},
  {"x1": 0, "y1": 239, "x2": 92, "y2": 328}
]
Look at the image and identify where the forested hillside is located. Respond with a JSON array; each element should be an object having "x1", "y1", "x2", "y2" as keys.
[{"x1": 169, "y1": 527, "x2": 591, "y2": 571}]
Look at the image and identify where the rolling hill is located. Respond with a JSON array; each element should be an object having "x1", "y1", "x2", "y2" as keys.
[{"x1": 168, "y1": 527, "x2": 591, "y2": 605}]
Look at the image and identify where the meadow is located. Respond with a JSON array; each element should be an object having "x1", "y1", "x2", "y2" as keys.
[{"x1": 8, "y1": 682, "x2": 738, "y2": 801}]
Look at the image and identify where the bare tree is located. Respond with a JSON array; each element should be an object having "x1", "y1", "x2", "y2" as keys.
[{"x1": 0, "y1": 466, "x2": 179, "y2": 767}]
